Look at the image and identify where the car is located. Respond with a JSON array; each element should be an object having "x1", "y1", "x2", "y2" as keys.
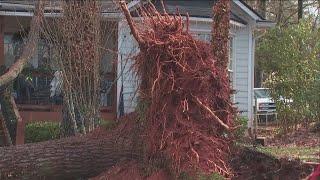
[
  {"x1": 253, "y1": 88, "x2": 277, "y2": 124},
  {"x1": 254, "y1": 88, "x2": 276, "y2": 114}
]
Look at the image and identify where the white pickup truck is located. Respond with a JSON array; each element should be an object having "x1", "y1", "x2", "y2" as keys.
[
  {"x1": 253, "y1": 88, "x2": 277, "y2": 124},
  {"x1": 253, "y1": 88, "x2": 276, "y2": 114}
]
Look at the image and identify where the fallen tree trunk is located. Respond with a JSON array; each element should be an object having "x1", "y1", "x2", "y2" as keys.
[{"x1": 0, "y1": 133, "x2": 139, "y2": 179}]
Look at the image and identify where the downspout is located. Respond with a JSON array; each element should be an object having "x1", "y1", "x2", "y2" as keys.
[{"x1": 247, "y1": 25, "x2": 253, "y2": 131}]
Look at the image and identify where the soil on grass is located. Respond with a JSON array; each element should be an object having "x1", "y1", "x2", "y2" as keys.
[{"x1": 91, "y1": 147, "x2": 313, "y2": 180}]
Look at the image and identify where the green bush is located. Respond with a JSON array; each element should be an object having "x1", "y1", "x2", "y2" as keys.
[
  {"x1": 25, "y1": 122, "x2": 60, "y2": 143},
  {"x1": 257, "y1": 19, "x2": 320, "y2": 132},
  {"x1": 234, "y1": 116, "x2": 248, "y2": 140}
]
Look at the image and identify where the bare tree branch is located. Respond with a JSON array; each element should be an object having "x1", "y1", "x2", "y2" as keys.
[{"x1": 0, "y1": 1, "x2": 44, "y2": 87}]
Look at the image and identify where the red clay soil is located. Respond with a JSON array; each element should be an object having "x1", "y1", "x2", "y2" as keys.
[
  {"x1": 90, "y1": 161, "x2": 172, "y2": 180},
  {"x1": 91, "y1": 147, "x2": 313, "y2": 180}
]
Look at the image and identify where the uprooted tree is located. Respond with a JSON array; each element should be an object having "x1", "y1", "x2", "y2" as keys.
[
  {"x1": 0, "y1": 0, "x2": 235, "y2": 179},
  {"x1": 119, "y1": 0, "x2": 235, "y2": 176}
]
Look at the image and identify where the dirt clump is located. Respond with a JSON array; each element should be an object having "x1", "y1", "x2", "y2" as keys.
[{"x1": 230, "y1": 147, "x2": 313, "y2": 180}]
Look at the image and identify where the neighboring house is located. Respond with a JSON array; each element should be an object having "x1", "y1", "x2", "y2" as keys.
[{"x1": 0, "y1": 0, "x2": 273, "y2": 129}]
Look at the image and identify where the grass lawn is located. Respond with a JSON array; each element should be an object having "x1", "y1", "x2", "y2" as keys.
[{"x1": 256, "y1": 146, "x2": 320, "y2": 162}]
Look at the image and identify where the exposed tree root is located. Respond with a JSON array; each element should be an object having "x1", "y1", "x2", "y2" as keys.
[{"x1": 120, "y1": 1, "x2": 235, "y2": 177}]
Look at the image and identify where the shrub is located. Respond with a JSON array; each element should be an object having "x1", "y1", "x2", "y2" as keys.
[
  {"x1": 234, "y1": 116, "x2": 248, "y2": 140},
  {"x1": 257, "y1": 19, "x2": 320, "y2": 132},
  {"x1": 25, "y1": 122, "x2": 60, "y2": 143}
]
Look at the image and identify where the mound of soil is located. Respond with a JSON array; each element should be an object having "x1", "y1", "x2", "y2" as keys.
[
  {"x1": 91, "y1": 147, "x2": 313, "y2": 180},
  {"x1": 90, "y1": 161, "x2": 172, "y2": 180},
  {"x1": 230, "y1": 147, "x2": 313, "y2": 180}
]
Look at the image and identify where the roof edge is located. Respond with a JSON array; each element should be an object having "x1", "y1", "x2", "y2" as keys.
[{"x1": 234, "y1": 0, "x2": 266, "y2": 21}]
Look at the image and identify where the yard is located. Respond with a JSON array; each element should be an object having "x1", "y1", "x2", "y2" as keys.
[
  {"x1": 0, "y1": 0, "x2": 320, "y2": 179},
  {"x1": 256, "y1": 125, "x2": 320, "y2": 162}
]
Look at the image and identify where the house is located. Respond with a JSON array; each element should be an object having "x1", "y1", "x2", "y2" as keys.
[{"x1": 0, "y1": 0, "x2": 273, "y2": 134}]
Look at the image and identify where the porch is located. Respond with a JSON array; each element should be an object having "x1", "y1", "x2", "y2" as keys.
[{"x1": 0, "y1": 15, "x2": 119, "y2": 144}]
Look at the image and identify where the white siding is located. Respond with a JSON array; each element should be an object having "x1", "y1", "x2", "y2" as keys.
[
  {"x1": 117, "y1": 21, "x2": 139, "y2": 115},
  {"x1": 234, "y1": 27, "x2": 250, "y2": 118}
]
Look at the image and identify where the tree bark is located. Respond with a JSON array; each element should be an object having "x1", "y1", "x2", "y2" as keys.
[
  {"x1": 212, "y1": 0, "x2": 231, "y2": 70},
  {"x1": 0, "y1": 66, "x2": 16, "y2": 145},
  {"x1": 0, "y1": 113, "x2": 12, "y2": 146},
  {"x1": 258, "y1": 0, "x2": 267, "y2": 18},
  {"x1": 276, "y1": 0, "x2": 284, "y2": 25},
  {"x1": 298, "y1": 0, "x2": 303, "y2": 20},
  {"x1": 0, "y1": 133, "x2": 139, "y2": 179}
]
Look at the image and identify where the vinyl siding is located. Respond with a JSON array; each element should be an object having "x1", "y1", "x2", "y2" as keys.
[
  {"x1": 117, "y1": 21, "x2": 139, "y2": 114},
  {"x1": 234, "y1": 27, "x2": 250, "y2": 117}
]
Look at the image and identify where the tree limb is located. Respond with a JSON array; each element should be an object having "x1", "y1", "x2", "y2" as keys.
[
  {"x1": 119, "y1": 1, "x2": 145, "y2": 46},
  {"x1": 0, "y1": 0, "x2": 44, "y2": 87}
]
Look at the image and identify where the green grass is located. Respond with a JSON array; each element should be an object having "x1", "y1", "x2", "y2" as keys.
[{"x1": 256, "y1": 146, "x2": 320, "y2": 162}]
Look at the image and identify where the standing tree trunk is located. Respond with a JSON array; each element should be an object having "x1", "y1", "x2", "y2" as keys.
[
  {"x1": 258, "y1": 0, "x2": 267, "y2": 18},
  {"x1": 0, "y1": 84, "x2": 17, "y2": 145},
  {"x1": 298, "y1": 0, "x2": 303, "y2": 21},
  {"x1": 0, "y1": 133, "x2": 140, "y2": 179},
  {"x1": 212, "y1": 0, "x2": 231, "y2": 71},
  {"x1": 276, "y1": 0, "x2": 284, "y2": 25},
  {"x1": 0, "y1": 113, "x2": 12, "y2": 146}
]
